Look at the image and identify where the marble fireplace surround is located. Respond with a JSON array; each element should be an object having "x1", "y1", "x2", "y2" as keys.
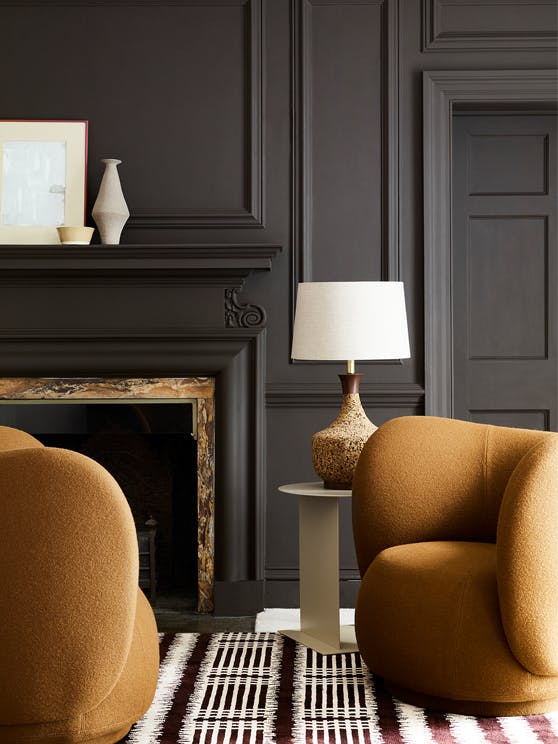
[{"x1": 0, "y1": 376, "x2": 216, "y2": 612}]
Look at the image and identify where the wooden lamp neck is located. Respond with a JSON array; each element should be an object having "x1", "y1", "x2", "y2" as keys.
[{"x1": 339, "y1": 373, "x2": 362, "y2": 395}]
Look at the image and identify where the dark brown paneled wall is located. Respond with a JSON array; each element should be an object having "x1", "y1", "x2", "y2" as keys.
[{"x1": 1, "y1": 0, "x2": 556, "y2": 609}]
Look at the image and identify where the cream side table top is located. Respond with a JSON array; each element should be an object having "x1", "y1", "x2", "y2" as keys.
[{"x1": 279, "y1": 481, "x2": 351, "y2": 498}]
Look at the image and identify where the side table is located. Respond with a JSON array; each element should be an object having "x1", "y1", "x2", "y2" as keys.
[{"x1": 278, "y1": 481, "x2": 358, "y2": 655}]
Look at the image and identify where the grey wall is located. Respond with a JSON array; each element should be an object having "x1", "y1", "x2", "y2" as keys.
[{"x1": 0, "y1": 0, "x2": 556, "y2": 609}]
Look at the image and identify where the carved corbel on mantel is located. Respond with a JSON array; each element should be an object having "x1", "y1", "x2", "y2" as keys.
[{"x1": 224, "y1": 287, "x2": 267, "y2": 328}]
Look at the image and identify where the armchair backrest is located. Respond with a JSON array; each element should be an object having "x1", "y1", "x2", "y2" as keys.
[
  {"x1": 0, "y1": 434, "x2": 139, "y2": 725},
  {"x1": 352, "y1": 416, "x2": 549, "y2": 577}
]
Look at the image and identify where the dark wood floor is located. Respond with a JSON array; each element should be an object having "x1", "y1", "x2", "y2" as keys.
[{"x1": 153, "y1": 595, "x2": 256, "y2": 633}]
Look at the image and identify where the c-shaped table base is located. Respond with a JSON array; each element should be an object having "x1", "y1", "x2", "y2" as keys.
[{"x1": 278, "y1": 483, "x2": 359, "y2": 655}]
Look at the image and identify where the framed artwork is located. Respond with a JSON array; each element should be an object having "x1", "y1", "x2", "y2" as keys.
[{"x1": 0, "y1": 120, "x2": 88, "y2": 244}]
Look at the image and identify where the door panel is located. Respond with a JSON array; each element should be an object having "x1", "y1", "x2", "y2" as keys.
[
  {"x1": 452, "y1": 113, "x2": 557, "y2": 431},
  {"x1": 467, "y1": 216, "x2": 547, "y2": 359},
  {"x1": 467, "y1": 133, "x2": 548, "y2": 195}
]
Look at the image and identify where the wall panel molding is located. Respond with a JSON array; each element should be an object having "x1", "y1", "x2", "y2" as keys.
[
  {"x1": 423, "y1": 69, "x2": 558, "y2": 417},
  {"x1": 129, "y1": 0, "x2": 264, "y2": 228},
  {"x1": 266, "y1": 568, "x2": 359, "y2": 581},
  {"x1": 266, "y1": 382, "x2": 424, "y2": 408},
  {"x1": 2, "y1": 0, "x2": 264, "y2": 228},
  {"x1": 423, "y1": 0, "x2": 558, "y2": 52},
  {"x1": 290, "y1": 0, "x2": 399, "y2": 325}
]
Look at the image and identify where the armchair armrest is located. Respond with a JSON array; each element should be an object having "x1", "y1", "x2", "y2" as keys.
[{"x1": 497, "y1": 436, "x2": 558, "y2": 676}]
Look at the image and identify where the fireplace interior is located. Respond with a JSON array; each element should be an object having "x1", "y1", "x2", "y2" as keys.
[{"x1": 0, "y1": 401, "x2": 198, "y2": 607}]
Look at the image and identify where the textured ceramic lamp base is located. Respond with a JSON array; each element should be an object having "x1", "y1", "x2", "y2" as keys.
[{"x1": 311, "y1": 374, "x2": 376, "y2": 489}]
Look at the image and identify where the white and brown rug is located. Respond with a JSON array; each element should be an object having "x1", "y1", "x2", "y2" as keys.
[{"x1": 122, "y1": 632, "x2": 558, "y2": 743}]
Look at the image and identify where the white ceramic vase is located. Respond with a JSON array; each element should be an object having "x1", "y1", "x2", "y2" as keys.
[{"x1": 92, "y1": 158, "x2": 130, "y2": 244}]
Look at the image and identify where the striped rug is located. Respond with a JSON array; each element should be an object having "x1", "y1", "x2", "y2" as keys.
[{"x1": 122, "y1": 632, "x2": 558, "y2": 743}]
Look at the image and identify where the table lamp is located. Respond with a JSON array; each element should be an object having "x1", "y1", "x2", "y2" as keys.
[{"x1": 291, "y1": 281, "x2": 410, "y2": 489}]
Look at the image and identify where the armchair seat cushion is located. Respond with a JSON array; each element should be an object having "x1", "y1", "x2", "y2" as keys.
[{"x1": 356, "y1": 540, "x2": 558, "y2": 707}]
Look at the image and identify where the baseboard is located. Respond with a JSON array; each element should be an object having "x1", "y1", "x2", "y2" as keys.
[
  {"x1": 213, "y1": 580, "x2": 264, "y2": 616},
  {"x1": 264, "y1": 579, "x2": 360, "y2": 608},
  {"x1": 214, "y1": 579, "x2": 360, "y2": 615}
]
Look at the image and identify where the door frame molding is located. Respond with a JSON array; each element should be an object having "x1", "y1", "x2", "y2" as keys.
[{"x1": 423, "y1": 69, "x2": 558, "y2": 417}]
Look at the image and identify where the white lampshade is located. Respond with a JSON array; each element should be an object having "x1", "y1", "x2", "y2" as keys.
[{"x1": 291, "y1": 281, "x2": 410, "y2": 361}]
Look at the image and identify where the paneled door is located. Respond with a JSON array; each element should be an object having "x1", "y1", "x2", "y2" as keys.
[{"x1": 452, "y1": 113, "x2": 557, "y2": 431}]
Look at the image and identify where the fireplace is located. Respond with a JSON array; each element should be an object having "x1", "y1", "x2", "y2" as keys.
[
  {"x1": 0, "y1": 377, "x2": 215, "y2": 611},
  {"x1": 0, "y1": 243, "x2": 278, "y2": 615}
]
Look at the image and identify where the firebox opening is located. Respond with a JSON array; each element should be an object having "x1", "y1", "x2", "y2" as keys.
[{"x1": 0, "y1": 401, "x2": 198, "y2": 607}]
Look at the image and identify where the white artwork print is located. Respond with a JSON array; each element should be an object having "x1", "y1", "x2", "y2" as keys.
[{"x1": 1, "y1": 140, "x2": 66, "y2": 226}]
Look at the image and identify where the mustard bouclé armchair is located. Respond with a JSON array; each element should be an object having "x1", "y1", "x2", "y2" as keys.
[
  {"x1": 0, "y1": 426, "x2": 159, "y2": 744},
  {"x1": 352, "y1": 415, "x2": 558, "y2": 716}
]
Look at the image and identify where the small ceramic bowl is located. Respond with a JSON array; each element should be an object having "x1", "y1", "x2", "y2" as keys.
[{"x1": 56, "y1": 226, "x2": 95, "y2": 245}]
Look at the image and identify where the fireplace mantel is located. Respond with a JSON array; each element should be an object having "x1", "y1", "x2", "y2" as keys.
[
  {"x1": 0, "y1": 242, "x2": 279, "y2": 615},
  {"x1": 0, "y1": 243, "x2": 281, "y2": 286}
]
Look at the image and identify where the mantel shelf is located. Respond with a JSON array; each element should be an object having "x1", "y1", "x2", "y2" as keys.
[{"x1": 0, "y1": 243, "x2": 282, "y2": 287}]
